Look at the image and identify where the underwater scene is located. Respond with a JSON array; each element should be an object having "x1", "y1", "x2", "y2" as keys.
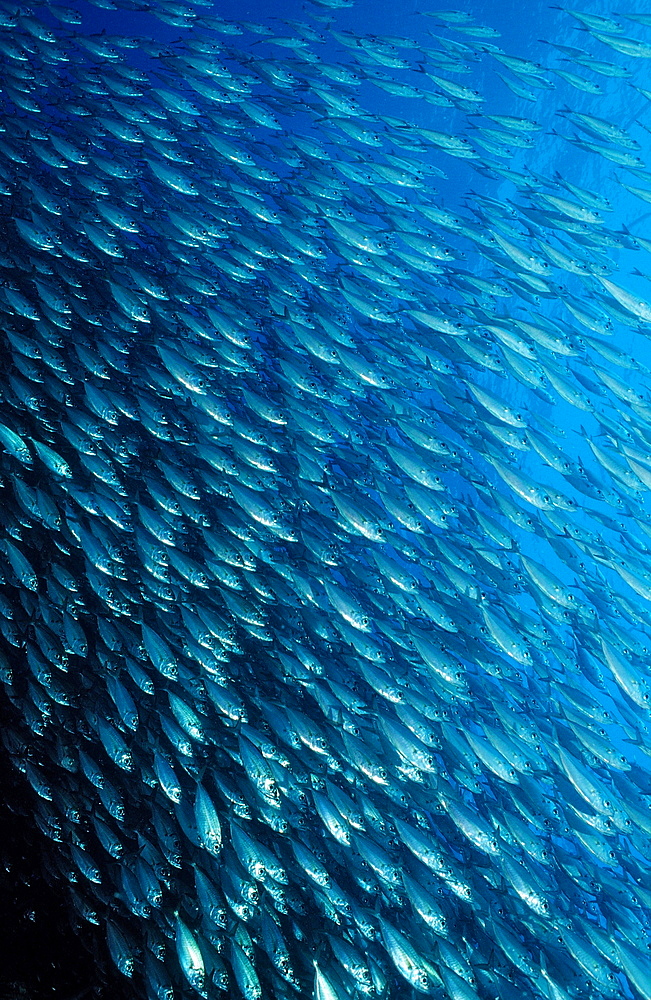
[{"x1": 1, "y1": 0, "x2": 651, "y2": 998}]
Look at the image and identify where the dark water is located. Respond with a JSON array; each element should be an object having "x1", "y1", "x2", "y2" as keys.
[
  {"x1": 1, "y1": 2, "x2": 651, "y2": 1000},
  {"x1": 0, "y1": 729, "x2": 132, "y2": 1000}
]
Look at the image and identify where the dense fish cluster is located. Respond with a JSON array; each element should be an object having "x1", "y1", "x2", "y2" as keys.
[{"x1": 2, "y1": 1, "x2": 651, "y2": 999}]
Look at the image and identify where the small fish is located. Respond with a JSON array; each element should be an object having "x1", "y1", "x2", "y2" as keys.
[{"x1": 1, "y1": 7, "x2": 650, "y2": 1000}]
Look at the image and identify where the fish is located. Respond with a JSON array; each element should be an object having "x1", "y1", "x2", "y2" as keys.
[{"x1": 0, "y1": 3, "x2": 650, "y2": 1000}]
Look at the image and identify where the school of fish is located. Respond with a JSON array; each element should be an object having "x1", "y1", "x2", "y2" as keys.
[{"x1": 1, "y1": 1, "x2": 651, "y2": 999}]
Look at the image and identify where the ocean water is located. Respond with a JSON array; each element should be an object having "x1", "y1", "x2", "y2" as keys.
[{"x1": 1, "y1": 2, "x2": 651, "y2": 1000}]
